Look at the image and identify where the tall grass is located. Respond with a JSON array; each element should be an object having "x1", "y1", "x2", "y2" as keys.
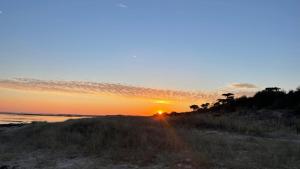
[
  {"x1": 1, "y1": 115, "x2": 299, "y2": 168},
  {"x1": 167, "y1": 112, "x2": 300, "y2": 136}
]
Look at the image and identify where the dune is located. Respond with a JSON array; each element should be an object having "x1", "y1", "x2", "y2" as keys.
[{"x1": 0, "y1": 113, "x2": 299, "y2": 169}]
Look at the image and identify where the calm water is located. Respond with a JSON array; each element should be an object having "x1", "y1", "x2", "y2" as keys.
[{"x1": 0, "y1": 113, "x2": 90, "y2": 124}]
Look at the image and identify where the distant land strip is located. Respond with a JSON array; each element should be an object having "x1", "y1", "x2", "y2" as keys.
[{"x1": 0, "y1": 112, "x2": 102, "y2": 117}]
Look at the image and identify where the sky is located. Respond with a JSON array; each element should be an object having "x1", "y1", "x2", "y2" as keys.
[{"x1": 0, "y1": 0, "x2": 299, "y2": 115}]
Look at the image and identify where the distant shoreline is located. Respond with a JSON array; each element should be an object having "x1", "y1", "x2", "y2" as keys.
[
  {"x1": 0, "y1": 123, "x2": 26, "y2": 128},
  {"x1": 0, "y1": 112, "x2": 150, "y2": 125},
  {"x1": 0, "y1": 112, "x2": 150, "y2": 118},
  {"x1": 0, "y1": 112, "x2": 99, "y2": 117}
]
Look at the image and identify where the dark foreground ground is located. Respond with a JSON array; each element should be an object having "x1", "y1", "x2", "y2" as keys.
[{"x1": 0, "y1": 113, "x2": 299, "y2": 169}]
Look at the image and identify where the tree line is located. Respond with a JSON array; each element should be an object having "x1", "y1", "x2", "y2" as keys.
[{"x1": 189, "y1": 87, "x2": 300, "y2": 116}]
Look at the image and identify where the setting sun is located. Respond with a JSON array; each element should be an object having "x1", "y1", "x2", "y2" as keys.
[{"x1": 157, "y1": 110, "x2": 164, "y2": 115}]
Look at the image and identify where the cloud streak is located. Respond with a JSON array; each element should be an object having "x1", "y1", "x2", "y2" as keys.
[
  {"x1": 0, "y1": 78, "x2": 218, "y2": 102},
  {"x1": 230, "y1": 83, "x2": 258, "y2": 89}
]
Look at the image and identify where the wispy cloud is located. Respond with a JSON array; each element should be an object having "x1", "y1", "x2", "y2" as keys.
[
  {"x1": 0, "y1": 10, "x2": 3, "y2": 14},
  {"x1": 117, "y1": 3, "x2": 128, "y2": 8},
  {"x1": 230, "y1": 83, "x2": 258, "y2": 89},
  {"x1": 0, "y1": 78, "x2": 219, "y2": 102}
]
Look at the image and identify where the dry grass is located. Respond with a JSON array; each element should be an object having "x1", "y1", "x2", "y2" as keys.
[
  {"x1": 0, "y1": 115, "x2": 299, "y2": 169},
  {"x1": 168, "y1": 112, "x2": 300, "y2": 136}
]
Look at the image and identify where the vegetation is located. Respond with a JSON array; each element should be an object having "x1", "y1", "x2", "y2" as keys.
[
  {"x1": 0, "y1": 86, "x2": 299, "y2": 168},
  {"x1": 1, "y1": 116, "x2": 300, "y2": 169},
  {"x1": 188, "y1": 87, "x2": 300, "y2": 115},
  {"x1": 154, "y1": 87, "x2": 299, "y2": 137}
]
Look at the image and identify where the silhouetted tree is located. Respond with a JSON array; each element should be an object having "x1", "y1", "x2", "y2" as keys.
[
  {"x1": 253, "y1": 87, "x2": 285, "y2": 109},
  {"x1": 222, "y1": 93, "x2": 234, "y2": 100},
  {"x1": 190, "y1": 104, "x2": 199, "y2": 111},
  {"x1": 201, "y1": 103, "x2": 210, "y2": 110},
  {"x1": 234, "y1": 96, "x2": 250, "y2": 108},
  {"x1": 188, "y1": 86, "x2": 300, "y2": 116},
  {"x1": 213, "y1": 102, "x2": 220, "y2": 107},
  {"x1": 265, "y1": 87, "x2": 281, "y2": 92},
  {"x1": 217, "y1": 99, "x2": 226, "y2": 105}
]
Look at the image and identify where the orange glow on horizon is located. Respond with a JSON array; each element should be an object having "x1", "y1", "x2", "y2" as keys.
[
  {"x1": 157, "y1": 110, "x2": 164, "y2": 115},
  {"x1": 0, "y1": 88, "x2": 206, "y2": 116},
  {"x1": 153, "y1": 99, "x2": 172, "y2": 104}
]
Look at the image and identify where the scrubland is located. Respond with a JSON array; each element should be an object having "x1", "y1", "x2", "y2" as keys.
[{"x1": 0, "y1": 113, "x2": 299, "y2": 169}]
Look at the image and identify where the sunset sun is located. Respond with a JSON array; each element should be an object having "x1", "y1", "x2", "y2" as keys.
[{"x1": 157, "y1": 110, "x2": 164, "y2": 115}]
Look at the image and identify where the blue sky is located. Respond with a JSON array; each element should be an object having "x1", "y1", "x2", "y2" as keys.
[{"x1": 0, "y1": 0, "x2": 299, "y2": 91}]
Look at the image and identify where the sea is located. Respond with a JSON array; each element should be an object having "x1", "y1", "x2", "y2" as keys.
[{"x1": 0, "y1": 112, "x2": 91, "y2": 124}]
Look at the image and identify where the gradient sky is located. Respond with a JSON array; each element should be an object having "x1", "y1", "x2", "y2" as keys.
[{"x1": 0, "y1": 0, "x2": 299, "y2": 115}]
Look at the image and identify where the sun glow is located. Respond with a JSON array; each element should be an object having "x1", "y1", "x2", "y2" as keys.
[
  {"x1": 153, "y1": 99, "x2": 172, "y2": 104},
  {"x1": 0, "y1": 88, "x2": 198, "y2": 116},
  {"x1": 157, "y1": 110, "x2": 164, "y2": 115}
]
